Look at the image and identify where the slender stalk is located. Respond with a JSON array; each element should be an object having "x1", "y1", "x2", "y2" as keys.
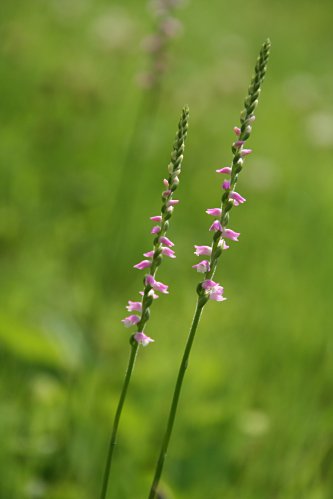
[
  {"x1": 99, "y1": 107, "x2": 189, "y2": 499},
  {"x1": 148, "y1": 39, "x2": 271, "y2": 498},
  {"x1": 148, "y1": 300, "x2": 205, "y2": 499},
  {"x1": 100, "y1": 342, "x2": 139, "y2": 499}
]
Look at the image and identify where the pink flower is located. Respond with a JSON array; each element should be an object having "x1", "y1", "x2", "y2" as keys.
[
  {"x1": 202, "y1": 279, "x2": 218, "y2": 290},
  {"x1": 233, "y1": 140, "x2": 245, "y2": 148},
  {"x1": 122, "y1": 315, "x2": 140, "y2": 327},
  {"x1": 134, "y1": 260, "x2": 152, "y2": 270},
  {"x1": 153, "y1": 280, "x2": 169, "y2": 294},
  {"x1": 233, "y1": 126, "x2": 241, "y2": 136},
  {"x1": 151, "y1": 225, "x2": 161, "y2": 234},
  {"x1": 160, "y1": 236, "x2": 174, "y2": 247},
  {"x1": 161, "y1": 247, "x2": 176, "y2": 258},
  {"x1": 230, "y1": 191, "x2": 246, "y2": 206},
  {"x1": 168, "y1": 199, "x2": 179, "y2": 206},
  {"x1": 216, "y1": 167, "x2": 232, "y2": 174},
  {"x1": 163, "y1": 178, "x2": 169, "y2": 187},
  {"x1": 194, "y1": 245, "x2": 212, "y2": 256},
  {"x1": 202, "y1": 280, "x2": 226, "y2": 301},
  {"x1": 209, "y1": 220, "x2": 222, "y2": 232},
  {"x1": 210, "y1": 292, "x2": 226, "y2": 302},
  {"x1": 145, "y1": 275, "x2": 155, "y2": 287},
  {"x1": 150, "y1": 215, "x2": 162, "y2": 222},
  {"x1": 192, "y1": 260, "x2": 210, "y2": 273},
  {"x1": 222, "y1": 180, "x2": 231, "y2": 190},
  {"x1": 206, "y1": 208, "x2": 222, "y2": 217},
  {"x1": 145, "y1": 275, "x2": 169, "y2": 294},
  {"x1": 134, "y1": 332, "x2": 154, "y2": 346},
  {"x1": 222, "y1": 228, "x2": 240, "y2": 241},
  {"x1": 162, "y1": 190, "x2": 172, "y2": 198},
  {"x1": 126, "y1": 301, "x2": 142, "y2": 312},
  {"x1": 210, "y1": 285, "x2": 226, "y2": 302},
  {"x1": 143, "y1": 246, "x2": 176, "y2": 258},
  {"x1": 240, "y1": 148, "x2": 252, "y2": 157}
]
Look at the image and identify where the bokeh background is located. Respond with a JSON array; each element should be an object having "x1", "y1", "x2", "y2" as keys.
[{"x1": 1, "y1": 0, "x2": 333, "y2": 498}]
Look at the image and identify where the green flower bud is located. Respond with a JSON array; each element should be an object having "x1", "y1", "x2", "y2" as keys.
[
  {"x1": 225, "y1": 200, "x2": 234, "y2": 212},
  {"x1": 213, "y1": 231, "x2": 221, "y2": 242},
  {"x1": 222, "y1": 212, "x2": 229, "y2": 226},
  {"x1": 142, "y1": 308, "x2": 150, "y2": 321},
  {"x1": 144, "y1": 296, "x2": 154, "y2": 308}
]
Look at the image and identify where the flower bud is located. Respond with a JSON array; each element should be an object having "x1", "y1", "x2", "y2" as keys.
[
  {"x1": 222, "y1": 212, "x2": 229, "y2": 226},
  {"x1": 142, "y1": 308, "x2": 151, "y2": 321},
  {"x1": 144, "y1": 296, "x2": 154, "y2": 308}
]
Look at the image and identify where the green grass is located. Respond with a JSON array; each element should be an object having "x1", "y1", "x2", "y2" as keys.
[{"x1": 1, "y1": 0, "x2": 333, "y2": 497}]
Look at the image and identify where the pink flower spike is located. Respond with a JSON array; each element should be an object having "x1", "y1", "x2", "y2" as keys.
[
  {"x1": 161, "y1": 247, "x2": 176, "y2": 258},
  {"x1": 230, "y1": 191, "x2": 246, "y2": 206},
  {"x1": 150, "y1": 215, "x2": 162, "y2": 222},
  {"x1": 202, "y1": 279, "x2": 218, "y2": 290},
  {"x1": 122, "y1": 315, "x2": 140, "y2": 327},
  {"x1": 240, "y1": 148, "x2": 252, "y2": 157},
  {"x1": 134, "y1": 332, "x2": 154, "y2": 346},
  {"x1": 162, "y1": 190, "x2": 172, "y2": 198},
  {"x1": 222, "y1": 228, "x2": 240, "y2": 242},
  {"x1": 143, "y1": 250, "x2": 155, "y2": 258},
  {"x1": 192, "y1": 260, "x2": 210, "y2": 273},
  {"x1": 160, "y1": 236, "x2": 174, "y2": 247},
  {"x1": 134, "y1": 260, "x2": 152, "y2": 270},
  {"x1": 209, "y1": 220, "x2": 223, "y2": 232},
  {"x1": 233, "y1": 126, "x2": 241, "y2": 136},
  {"x1": 216, "y1": 167, "x2": 232, "y2": 174},
  {"x1": 194, "y1": 245, "x2": 212, "y2": 256},
  {"x1": 222, "y1": 180, "x2": 231, "y2": 190},
  {"x1": 163, "y1": 178, "x2": 169, "y2": 187},
  {"x1": 153, "y1": 280, "x2": 169, "y2": 294},
  {"x1": 126, "y1": 301, "x2": 142, "y2": 312},
  {"x1": 151, "y1": 225, "x2": 161, "y2": 234},
  {"x1": 206, "y1": 208, "x2": 222, "y2": 217},
  {"x1": 168, "y1": 199, "x2": 179, "y2": 206}
]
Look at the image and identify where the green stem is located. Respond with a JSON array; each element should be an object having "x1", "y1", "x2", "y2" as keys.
[
  {"x1": 100, "y1": 342, "x2": 139, "y2": 499},
  {"x1": 148, "y1": 300, "x2": 205, "y2": 499}
]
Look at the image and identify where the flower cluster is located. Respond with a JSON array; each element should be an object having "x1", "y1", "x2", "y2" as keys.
[
  {"x1": 122, "y1": 107, "x2": 189, "y2": 346},
  {"x1": 192, "y1": 39, "x2": 271, "y2": 305}
]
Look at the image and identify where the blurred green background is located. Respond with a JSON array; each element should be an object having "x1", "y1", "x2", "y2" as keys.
[{"x1": 1, "y1": 0, "x2": 333, "y2": 498}]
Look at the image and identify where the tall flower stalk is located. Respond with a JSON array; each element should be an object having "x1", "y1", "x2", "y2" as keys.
[
  {"x1": 139, "y1": 0, "x2": 184, "y2": 92},
  {"x1": 148, "y1": 39, "x2": 271, "y2": 499},
  {"x1": 99, "y1": 106, "x2": 189, "y2": 499}
]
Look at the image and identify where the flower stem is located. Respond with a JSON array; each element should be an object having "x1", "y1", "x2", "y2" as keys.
[
  {"x1": 148, "y1": 300, "x2": 205, "y2": 499},
  {"x1": 100, "y1": 342, "x2": 139, "y2": 499}
]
